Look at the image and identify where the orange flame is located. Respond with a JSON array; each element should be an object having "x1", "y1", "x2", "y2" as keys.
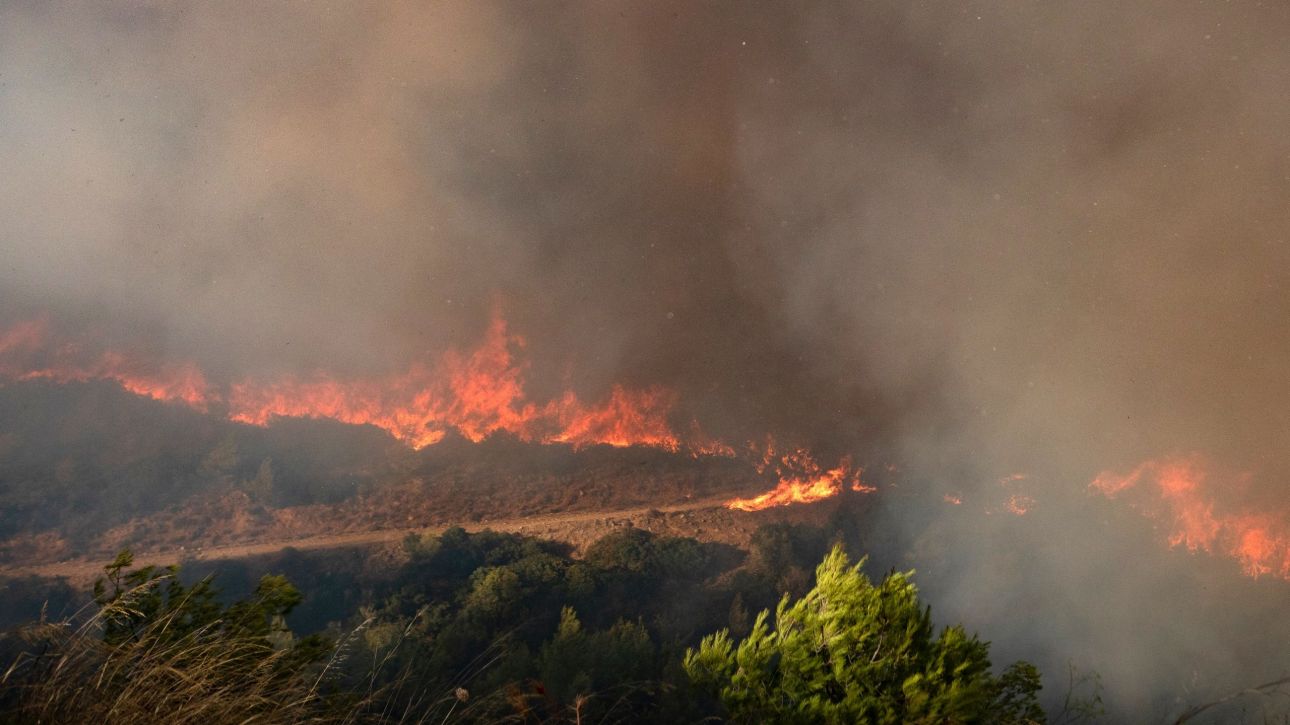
[
  {"x1": 226, "y1": 315, "x2": 689, "y2": 450},
  {"x1": 0, "y1": 317, "x2": 877, "y2": 503},
  {"x1": 0, "y1": 319, "x2": 212, "y2": 409},
  {"x1": 1004, "y1": 494, "x2": 1034, "y2": 516},
  {"x1": 999, "y1": 474, "x2": 1033, "y2": 515},
  {"x1": 548, "y1": 386, "x2": 681, "y2": 451},
  {"x1": 724, "y1": 443, "x2": 873, "y2": 511},
  {"x1": 0, "y1": 316, "x2": 716, "y2": 453},
  {"x1": 1092, "y1": 455, "x2": 1290, "y2": 578}
]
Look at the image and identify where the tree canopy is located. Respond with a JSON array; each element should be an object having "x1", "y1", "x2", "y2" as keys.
[{"x1": 684, "y1": 544, "x2": 1044, "y2": 724}]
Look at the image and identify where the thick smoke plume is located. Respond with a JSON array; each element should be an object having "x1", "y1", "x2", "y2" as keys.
[{"x1": 5, "y1": 1, "x2": 1290, "y2": 717}]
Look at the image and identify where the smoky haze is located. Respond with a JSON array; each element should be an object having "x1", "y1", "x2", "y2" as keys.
[{"x1": 4, "y1": 0, "x2": 1290, "y2": 717}]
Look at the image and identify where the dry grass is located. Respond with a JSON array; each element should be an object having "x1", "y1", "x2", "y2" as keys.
[
  {"x1": 0, "y1": 579, "x2": 532, "y2": 724},
  {"x1": 0, "y1": 573, "x2": 377, "y2": 724},
  {"x1": 0, "y1": 567, "x2": 660, "y2": 724}
]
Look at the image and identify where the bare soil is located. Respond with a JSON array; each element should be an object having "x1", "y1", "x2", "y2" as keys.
[{"x1": 0, "y1": 494, "x2": 850, "y2": 585}]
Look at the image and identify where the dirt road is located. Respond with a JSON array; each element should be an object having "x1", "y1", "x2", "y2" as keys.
[{"x1": 0, "y1": 497, "x2": 746, "y2": 583}]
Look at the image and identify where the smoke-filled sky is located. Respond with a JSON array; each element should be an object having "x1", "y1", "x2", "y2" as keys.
[
  {"x1": 5, "y1": 1, "x2": 1290, "y2": 717},
  {"x1": 5, "y1": 0, "x2": 1289, "y2": 458}
]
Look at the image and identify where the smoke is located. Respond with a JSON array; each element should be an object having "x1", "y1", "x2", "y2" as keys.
[{"x1": 5, "y1": 0, "x2": 1290, "y2": 717}]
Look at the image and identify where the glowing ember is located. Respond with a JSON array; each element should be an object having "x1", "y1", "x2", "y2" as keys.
[
  {"x1": 1004, "y1": 494, "x2": 1035, "y2": 516},
  {"x1": 944, "y1": 493, "x2": 963, "y2": 505},
  {"x1": 998, "y1": 474, "x2": 1033, "y2": 515},
  {"x1": 1092, "y1": 455, "x2": 1290, "y2": 578},
  {"x1": 725, "y1": 443, "x2": 871, "y2": 511}
]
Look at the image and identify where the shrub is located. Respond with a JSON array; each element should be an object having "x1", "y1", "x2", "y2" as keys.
[{"x1": 684, "y1": 544, "x2": 1044, "y2": 724}]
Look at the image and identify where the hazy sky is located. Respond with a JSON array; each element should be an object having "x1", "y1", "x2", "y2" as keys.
[
  {"x1": 3, "y1": 1, "x2": 1288, "y2": 456},
  {"x1": 5, "y1": 2, "x2": 1290, "y2": 716}
]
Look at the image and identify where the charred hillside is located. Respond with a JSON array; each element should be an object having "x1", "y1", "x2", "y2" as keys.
[
  {"x1": 0, "y1": 380, "x2": 405, "y2": 542},
  {"x1": 0, "y1": 380, "x2": 821, "y2": 568}
]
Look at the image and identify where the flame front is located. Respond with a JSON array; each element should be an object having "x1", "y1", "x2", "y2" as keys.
[
  {"x1": 0, "y1": 317, "x2": 886, "y2": 511},
  {"x1": 724, "y1": 444, "x2": 873, "y2": 512},
  {"x1": 0, "y1": 316, "x2": 700, "y2": 452},
  {"x1": 1092, "y1": 455, "x2": 1290, "y2": 578},
  {"x1": 548, "y1": 386, "x2": 681, "y2": 451},
  {"x1": 221, "y1": 315, "x2": 693, "y2": 451},
  {"x1": 0, "y1": 320, "x2": 212, "y2": 409}
]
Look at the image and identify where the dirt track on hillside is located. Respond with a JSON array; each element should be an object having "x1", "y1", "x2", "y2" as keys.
[{"x1": 0, "y1": 496, "x2": 812, "y2": 584}]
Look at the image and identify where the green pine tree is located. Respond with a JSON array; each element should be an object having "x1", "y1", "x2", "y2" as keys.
[{"x1": 684, "y1": 544, "x2": 1044, "y2": 724}]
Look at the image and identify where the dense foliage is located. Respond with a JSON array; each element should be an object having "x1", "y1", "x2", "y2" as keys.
[
  {"x1": 684, "y1": 545, "x2": 1043, "y2": 724},
  {"x1": 0, "y1": 524, "x2": 1045, "y2": 723}
]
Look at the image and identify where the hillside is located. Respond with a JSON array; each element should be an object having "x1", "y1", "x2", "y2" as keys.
[{"x1": 0, "y1": 380, "x2": 838, "y2": 572}]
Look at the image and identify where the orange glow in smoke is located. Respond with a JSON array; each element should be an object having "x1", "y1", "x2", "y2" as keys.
[
  {"x1": 548, "y1": 386, "x2": 682, "y2": 451},
  {"x1": 999, "y1": 473, "x2": 1033, "y2": 515},
  {"x1": 0, "y1": 319, "x2": 212, "y2": 409},
  {"x1": 1004, "y1": 494, "x2": 1035, "y2": 516},
  {"x1": 0, "y1": 316, "x2": 885, "y2": 511},
  {"x1": 724, "y1": 443, "x2": 873, "y2": 511},
  {"x1": 0, "y1": 315, "x2": 709, "y2": 452},
  {"x1": 1092, "y1": 455, "x2": 1290, "y2": 578},
  {"x1": 223, "y1": 315, "x2": 693, "y2": 451}
]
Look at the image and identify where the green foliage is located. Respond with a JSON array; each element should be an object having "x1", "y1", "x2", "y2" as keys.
[
  {"x1": 585, "y1": 526, "x2": 660, "y2": 572},
  {"x1": 465, "y1": 566, "x2": 523, "y2": 625},
  {"x1": 368, "y1": 525, "x2": 1048, "y2": 722},
  {"x1": 684, "y1": 544, "x2": 1044, "y2": 724},
  {"x1": 3, "y1": 526, "x2": 1049, "y2": 724},
  {"x1": 92, "y1": 549, "x2": 312, "y2": 650},
  {"x1": 535, "y1": 607, "x2": 657, "y2": 707},
  {"x1": 749, "y1": 522, "x2": 824, "y2": 575},
  {"x1": 993, "y1": 662, "x2": 1048, "y2": 724},
  {"x1": 93, "y1": 549, "x2": 223, "y2": 646}
]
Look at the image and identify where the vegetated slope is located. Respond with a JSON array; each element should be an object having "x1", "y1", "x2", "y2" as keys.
[
  {"x1": 0, "y1": 523, "x2": 1046, "y2": 724},
  {"x1": 0, "y1": 381, "x2": 403, "y2": 533},
  {"x1": 0, "y1": 380, "x2": 789, "y2": 568}
]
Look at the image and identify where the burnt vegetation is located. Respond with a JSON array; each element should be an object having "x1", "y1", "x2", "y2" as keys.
[
  {"x1": 0, "y1": 381, "x2": 400, "y2": 546},
  {"x1": 0, "y1": 381, "x2": 760, "y2": 566}
]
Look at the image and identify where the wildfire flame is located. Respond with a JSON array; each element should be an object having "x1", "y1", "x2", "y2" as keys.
[
  {"x1": 999, "y1": 473, "x2": 1033, "y2": 515},
  {"x1": 1003, "y1": 494, "x2": 1035, "y2": 516},
  {"x1": 225, "y1": 315, "x2": 689, "y2": 450},
  {"x1": 0, "y1": 320, "x2": 212, "y2": 409},
  {"x1": 1092, "y1": 455, "x2": 1290, "y2": 579},
  {"x1": 724, "y1": 443, "x2": 873, "y2": 512},
  {"x1": 0, "y1": 316, "x2": 708, "y2": 452},
  {"x1": 0, "y1": 316, "x2": 878, "y2": 512}
]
